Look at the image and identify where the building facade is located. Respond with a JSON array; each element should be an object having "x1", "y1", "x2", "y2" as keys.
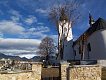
[
  {"x1": 73, "y1": 17, "x2": 106, "y2": 60},
  {"x1": 58, "y1": 21, "x2": 74, "y2": 60},
  {"x1": 57, "y1": 8, "x2": 74, "y2": 61}
]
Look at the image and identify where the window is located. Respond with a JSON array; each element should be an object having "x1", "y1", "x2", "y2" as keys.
[
  {"x1": 74, "y1": 50, "x2": 76, "y2": 56},
  {"x1": 79, "y1": 46, "x2": 83, "y2": 54},
  {"x1": 87, "y1": 43, "x2": 91, "y2": 51}
]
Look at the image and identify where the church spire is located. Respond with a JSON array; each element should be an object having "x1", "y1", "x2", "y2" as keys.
[{"x1": 89, "y1": 13, "x2": 95, "y2": 27}]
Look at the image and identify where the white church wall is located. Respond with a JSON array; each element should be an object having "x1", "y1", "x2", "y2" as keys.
[
  {"x1": 58, "y1": 21, "x2": 74, "y2": 61},
  {"x1": 62, "y1": 22, "x2": 74, "y2": 60},
  {"x1": 86, "y1": 29, "x2": 106, "y2": 60},
  {"x1": 73, "y1": 44, "x2": 81, "y2": 60},
  {"x1": 97, "y1": 60, "x2": 106, "y2": 67},
  {"x1": 84, "y1": 47, "x2": 89, "y2": 60},
  {"x1": 63, "y1": 40, "x2": 74, "y2": 60},
  {"x1": 64, "y1": 22, "x2": 73, "y2": 41}
]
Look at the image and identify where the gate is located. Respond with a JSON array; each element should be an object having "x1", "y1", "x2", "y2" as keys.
[{"x1": 41, "y1": 66, "x2": 60, "y2": 80}]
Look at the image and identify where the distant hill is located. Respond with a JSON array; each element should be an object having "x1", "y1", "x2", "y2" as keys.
[
  {"x1": 0, "y1": 53, "x2": 44, "y2": 61},
  {"x1": 0, "y1": 53, "x2": 28, "y2": 61},
  {"x1": 30, "y1": 56, "x2": 45, "y2": 62}
]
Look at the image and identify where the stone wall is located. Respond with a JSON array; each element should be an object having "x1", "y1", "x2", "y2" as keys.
[
  {"x1": 61, "y1": 62, "x2": 101, "y2": 80},
  {"x1": 61, "y1": 62, "x2": 70, "y2": 80},
  {"x1": 0, "y1": 71, "x2": 36, "y2": 80},
  {"x1": 0, "y1": 62, "x2": 42, "y2": 80},
  {"x1": 32, "y1": 63, "x2": 42, "y2": 79},
  {"x1": 0, "y1": 62, "x2": 102, "y2": 80},
  {"x1": 69, "y1": 65, "x2": 101, "y2": 80}
]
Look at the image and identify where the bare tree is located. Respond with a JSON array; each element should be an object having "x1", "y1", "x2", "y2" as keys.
[
  {"x1": 38, "y1": 37, "x2": 56, "y2": 61},
  {"x1": 49, "y1": 0, "x2": 80, "y2": 60}
]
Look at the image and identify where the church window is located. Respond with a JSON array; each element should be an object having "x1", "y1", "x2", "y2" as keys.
[
  {"x1": 79, "y1": 46, "x2": 81, "y2": 54},
  {"x1": 74, "y1": 50, "x2": 76, "y2": 56},
  {"x1": 87, "y1": 43, "x2": 91, "y2": 51}
]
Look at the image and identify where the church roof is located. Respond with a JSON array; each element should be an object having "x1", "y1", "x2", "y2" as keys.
[
  {"x1": 87, "y1": 18, "x2": 106, "y2": 36},
  {"x1": 73, "y1": 18, "x2": 106, "y2": 46},
  {"x1": 92, "y1": 18, "x2": 106, "y2": 28}
]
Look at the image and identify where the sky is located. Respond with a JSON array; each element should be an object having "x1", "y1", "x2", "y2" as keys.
[{"x1": 0, "y1": 0, "x2": 106, "y2": 58}]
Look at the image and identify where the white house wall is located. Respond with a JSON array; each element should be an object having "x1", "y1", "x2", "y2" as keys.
[{"x1": 86, "y1": 29, "x2": 106, "y2": 60}]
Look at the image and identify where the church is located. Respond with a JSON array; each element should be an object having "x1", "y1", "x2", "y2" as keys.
[
  {"x1": 73, "y1": 15, "x2": 106, "y2": 60},
  {"x1": 57, "y1": 12, "x2": 106, "y2": 61}
]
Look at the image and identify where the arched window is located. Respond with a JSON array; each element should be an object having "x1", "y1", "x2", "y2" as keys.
[{"x1": 87, "y1": 43, "x2": 91, "y2": 52}]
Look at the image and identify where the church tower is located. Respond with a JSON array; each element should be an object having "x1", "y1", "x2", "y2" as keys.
[
  {"x1": 58, "y1": 8, "x2": 74, "y2": 61},
  {"x1": 89, "y1": 13, "x2": 95, "y2": 27}
]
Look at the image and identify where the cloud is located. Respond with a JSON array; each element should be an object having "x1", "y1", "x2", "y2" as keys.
[
  {"x1": 20, "y1": 26, "x2": 50, "y2": 39},
  {"x1": 36, "y1": 8, "x2": 48, "y2": 14},
  {"x1": 0, "y1": 38, "x2": 41, "y2": 58},
  {"x1": 9, "y1": 10, "x2": 21, "y2": 18},
  {"x1": 0, "y1": 32, "x2": 3, "y2": 38},
  {"x1": 5, "y1": 35, "x2": 58, "y2": 58},
  {"x1": 0, "y1": 19, "x2": 50, "y2": 39},
  {"x1": 0, "y1": 38, "x2": 40, "y2": 49},
  {"x1": 11, "y1": 16, "x2": 20, "y2": 22},
  {"x1": 28, "y1": 26, "x2": 50, "y2": 36},
  {"x1": 8, "y1": 10, "x2": 22, "y2": 22},
  {"x1": 35, "y1": 8, "x2": 49, "y2": 16},
  {"x1": 0, "y1": 20, "x2": 25, "y2": 34},
  {"x1": 25, "y1": 16, "x2": 37, "y2": 24},
  {"x1": 37, "y1": 22, "x2": 44, "y2": 25},
  {"x1": 50, "y1": 35, "x2": 58, "y2": 43},
  {"x1": 29, "y1": 26, "x2": 50, "y2": 33}
]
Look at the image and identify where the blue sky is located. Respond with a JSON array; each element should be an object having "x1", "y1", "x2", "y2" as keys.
[{"x1": 0, "y1": 0, "x2": 106, "y2": 58}]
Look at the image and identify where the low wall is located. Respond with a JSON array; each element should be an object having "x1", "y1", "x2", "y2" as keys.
[
  {"x1": 69, "y1": 65, "x2": 101, "y2": 80},
  {"x1": 0, "y1": 62, "x2": 102, "y2": 80},
  {"x1": 0, "y1": 62, "x2": 42, "y2": 80},
  {"x1": 61, "y1": 62, "x2": 101, "y2": 80},
  {"x1": 0, "y1": 71, "x2": 36, "y2": 80}
]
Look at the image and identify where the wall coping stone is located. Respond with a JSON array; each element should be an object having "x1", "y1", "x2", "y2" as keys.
[{"x1": 70, "y1": 65, "x2": 100, "y2": 67}]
